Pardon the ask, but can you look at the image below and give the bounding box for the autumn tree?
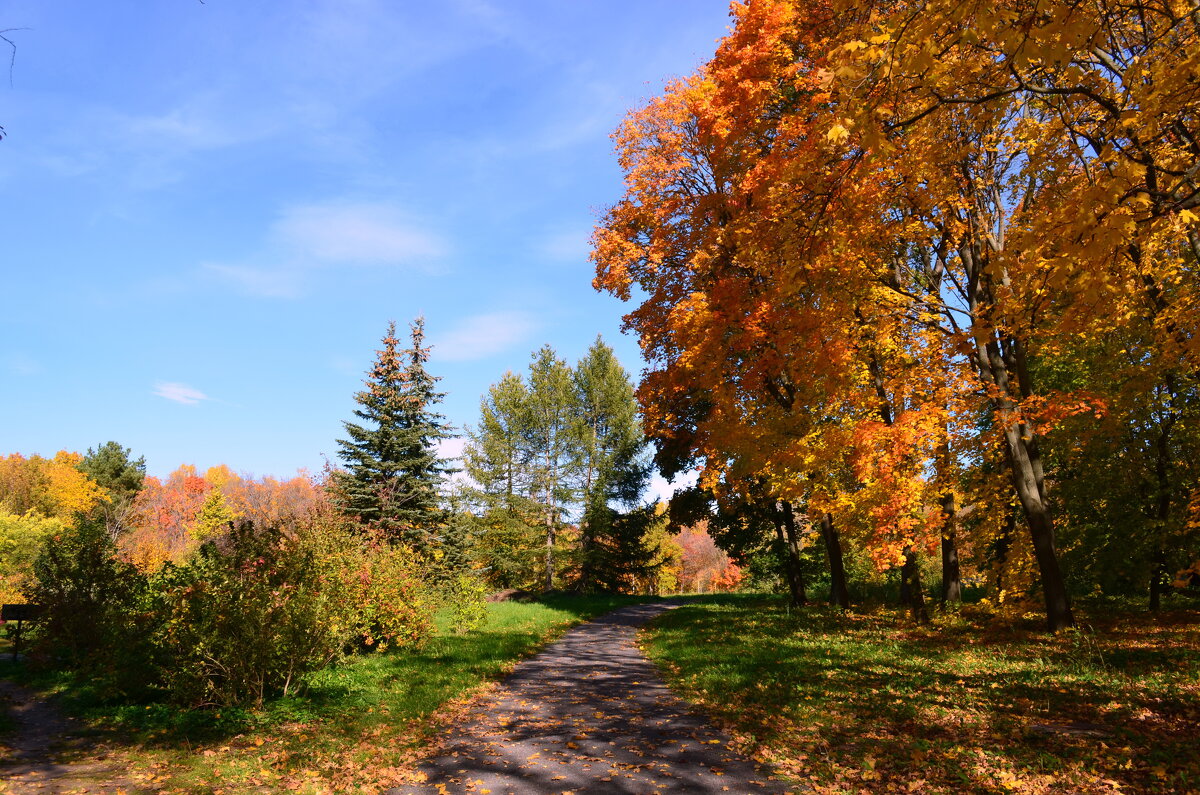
[593,0,1199,629]
[0,451,108,522]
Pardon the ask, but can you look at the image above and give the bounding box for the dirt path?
[0,680,134,794]
[387,603,791,795]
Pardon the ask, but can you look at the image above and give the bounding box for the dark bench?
[1,603,44,660]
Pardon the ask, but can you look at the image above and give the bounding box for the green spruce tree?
[572,336,653,592]
[336,319,452,551]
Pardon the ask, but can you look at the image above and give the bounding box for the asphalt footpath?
[385,602,792,795]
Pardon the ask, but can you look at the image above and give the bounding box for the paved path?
[387,602,790,795]
[0,680,132,793]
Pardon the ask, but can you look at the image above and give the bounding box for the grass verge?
[0,593,653,793]
[642,596,1200,794]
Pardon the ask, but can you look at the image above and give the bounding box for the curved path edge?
[386,601,792,795]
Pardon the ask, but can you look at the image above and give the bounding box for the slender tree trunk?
[772,501,806,606]
[994,510,1015,597]
[1150,415,1176,612]
[941,490,962,604]
[820,512,850,608]
[544,505,555,592]
[964,246,1073,630]
[1150,546,1168,612]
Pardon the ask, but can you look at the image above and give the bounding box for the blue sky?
[1,0,730,497]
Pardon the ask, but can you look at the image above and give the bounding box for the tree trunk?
[994,510,1015,597]
[901,547,929,623]
[963,243,1072,631]
[544,509,555,592]
[820,512,850,608]
[1002,421,1073,630]
[941,489,962,603]
[1150,545,1168,612]
[772,501,807,606]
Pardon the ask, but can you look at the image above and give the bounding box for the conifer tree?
[79,441,146,536]
[336,319,452,551]
[572,336,652,592]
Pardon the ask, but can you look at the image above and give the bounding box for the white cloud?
[436,437,468,460]
[201,263,304,299]
[120,97,275,152]
[273,202,446,265]
[153,382,210,406]
[646,470,699,505]
[5,353,42,376]
[431,311,538,362]
[538,227,593,263]
[204,200,448,298]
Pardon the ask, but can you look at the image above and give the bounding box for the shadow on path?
[386,602,791,795]
[0,680,133,794]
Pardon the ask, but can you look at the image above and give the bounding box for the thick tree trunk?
[1002,422,1074,630]
[941,490,962,604]
[775,501,807,606]
[820,512,850,608]
[900,547,930,623]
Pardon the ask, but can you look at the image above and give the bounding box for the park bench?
[1,603,44,660]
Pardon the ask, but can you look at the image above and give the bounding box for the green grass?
[0,593,655,793]
[642,596,1200,794]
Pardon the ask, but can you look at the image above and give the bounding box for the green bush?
[350,532,435,650]
[155,522,356,707]
[26,519,160,698]
[444,572,489,633]
[27,517,437,708]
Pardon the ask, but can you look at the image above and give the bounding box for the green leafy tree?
[336,319,452,551]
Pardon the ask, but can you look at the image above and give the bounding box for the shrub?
[26,519,160,698]
[443,572,489,633]
[27,514,438,708]
[155,521,365,707]
[350,531,434,650]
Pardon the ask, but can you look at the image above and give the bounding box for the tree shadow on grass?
[647,601,1200,793]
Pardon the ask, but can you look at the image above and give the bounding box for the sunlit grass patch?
[0,594,655,793]
[643,596,1200,794]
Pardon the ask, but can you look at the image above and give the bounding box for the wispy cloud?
[203,200,448,298]
[274,202,446,265]
[4,353,42,376]
[538,227,592,263]
[431,311,538,362]
[153,382,210,406]
[202,263,305,299]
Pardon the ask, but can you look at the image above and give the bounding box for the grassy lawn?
[0,593,654,794]
[642,596,1200,794]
